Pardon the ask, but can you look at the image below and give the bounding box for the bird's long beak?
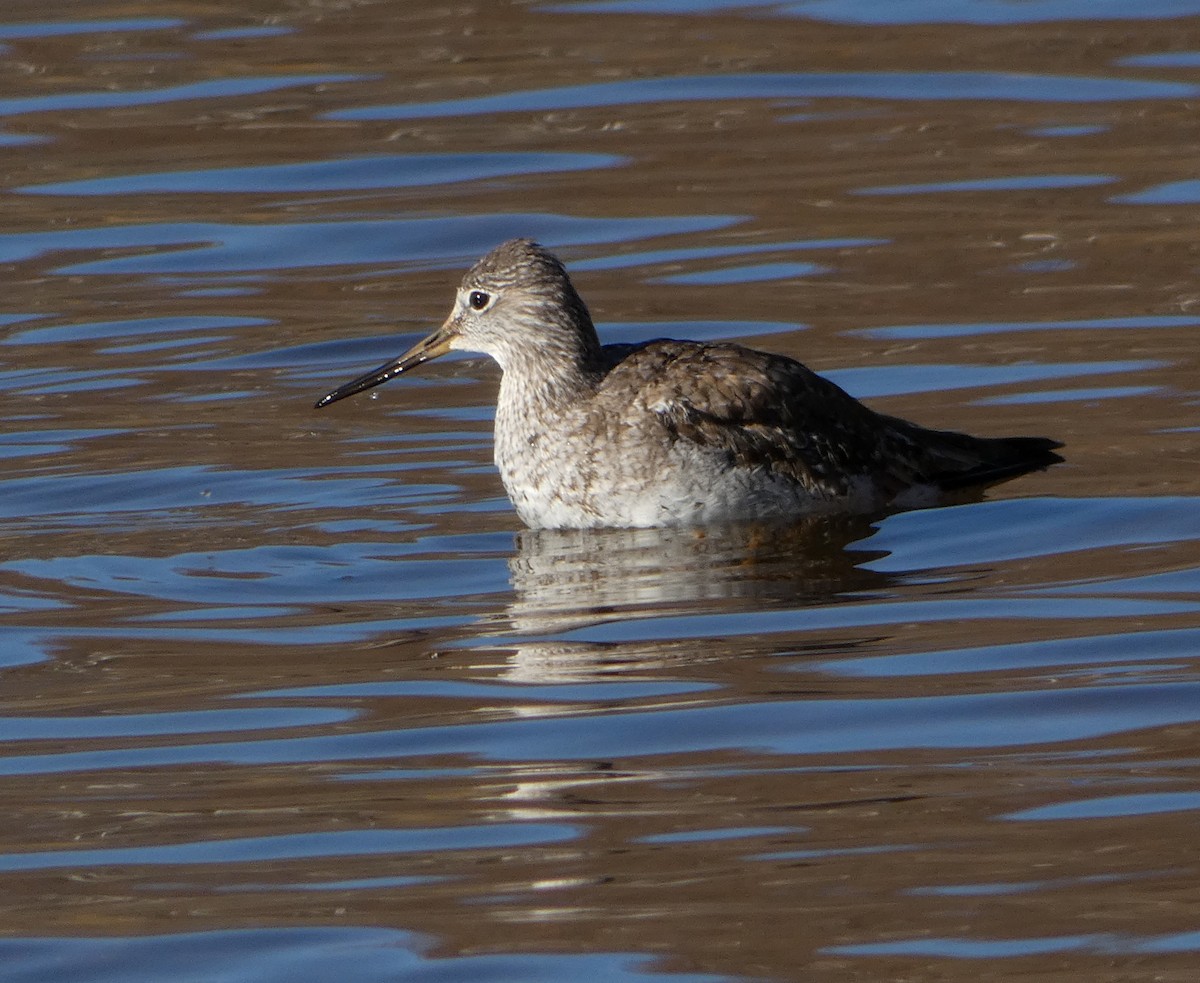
[314,322,456,409]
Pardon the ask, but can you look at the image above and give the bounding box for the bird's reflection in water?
[496,515,895,683]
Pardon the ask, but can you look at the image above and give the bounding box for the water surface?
[2,2,1199,981]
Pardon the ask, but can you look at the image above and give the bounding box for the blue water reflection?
[18,153,625,196]
[0,930,730,983]
[5,681,1199,778]
[0,17,185,38]
[0,825,578,873]
[333,72,1200,121]
[0,214,739,274]
[0,74,363,118]
[855,174,1115,195]
[552,0,1200,23]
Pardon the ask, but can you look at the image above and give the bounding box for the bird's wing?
[599,341,909,498]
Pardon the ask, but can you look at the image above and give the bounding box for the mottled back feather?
[594,339,1061,500]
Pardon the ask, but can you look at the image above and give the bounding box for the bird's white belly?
[495,416,871,528]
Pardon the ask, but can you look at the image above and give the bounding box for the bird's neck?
[496,350,601,420]
[494,309,605,412]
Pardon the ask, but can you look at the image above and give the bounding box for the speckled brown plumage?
[316,238,1063,528]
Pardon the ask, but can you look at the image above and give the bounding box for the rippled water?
[2,2,1199,981]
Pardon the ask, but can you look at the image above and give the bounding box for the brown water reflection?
[2,1,1200,981]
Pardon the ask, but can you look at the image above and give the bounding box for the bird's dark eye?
[468,290,490,311]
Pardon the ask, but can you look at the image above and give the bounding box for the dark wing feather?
[596,340,1063,500]
[598,340,908,498]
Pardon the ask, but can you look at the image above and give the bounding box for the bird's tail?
[889,419,1065,492]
